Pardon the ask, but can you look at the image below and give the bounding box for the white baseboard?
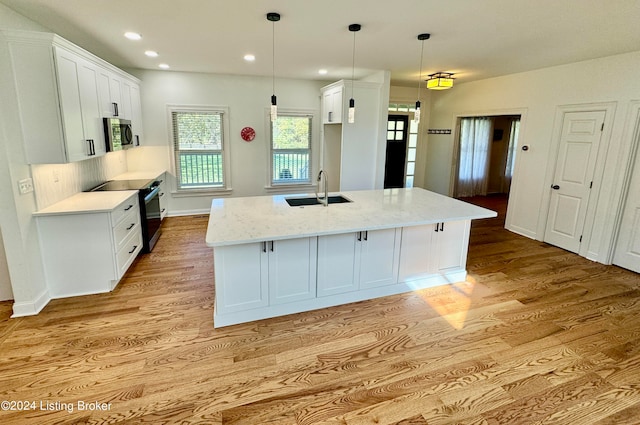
[11,289,51,317]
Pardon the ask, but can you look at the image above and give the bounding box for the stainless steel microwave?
[103,118,134,151]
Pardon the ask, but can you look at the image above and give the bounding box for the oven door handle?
[143,185,161,203]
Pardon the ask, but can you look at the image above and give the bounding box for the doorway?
[384,115,409,188]
[543,110,606,254]
[453,115,521,225]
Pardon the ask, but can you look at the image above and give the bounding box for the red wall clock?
[240,127,256,142]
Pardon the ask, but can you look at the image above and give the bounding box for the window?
[171,108,229,191]
[271,114,312,185]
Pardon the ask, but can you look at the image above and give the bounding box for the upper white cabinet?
[322,83,343,124]
[2,30,142,163]
[129,83,144,146]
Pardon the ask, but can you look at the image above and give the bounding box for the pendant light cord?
[417,39,425,101]
[351,29,356,98]
[272,19,276,96]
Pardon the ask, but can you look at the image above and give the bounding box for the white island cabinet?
[206,188,496,328]
[35,191,143,298]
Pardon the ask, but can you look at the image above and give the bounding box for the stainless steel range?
[90,179,162,252]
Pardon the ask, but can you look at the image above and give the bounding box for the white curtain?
[456,117,492,197]
[504,118,520,189]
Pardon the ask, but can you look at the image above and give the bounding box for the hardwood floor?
[2,200,640,424]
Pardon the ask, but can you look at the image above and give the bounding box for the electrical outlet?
[18,178,34,195]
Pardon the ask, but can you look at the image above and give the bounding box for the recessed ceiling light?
[318,69,328,75]
[145,50,159,57]
[244,54,255,62]
[158,63,170,69]
[124,32,142,41]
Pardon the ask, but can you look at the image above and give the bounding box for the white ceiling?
[2,0,640,87]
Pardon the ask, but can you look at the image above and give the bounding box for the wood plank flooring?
[2,196,640,424]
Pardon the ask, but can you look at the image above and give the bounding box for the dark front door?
[384,115,409,188]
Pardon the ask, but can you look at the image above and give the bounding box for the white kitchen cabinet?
[358,228,402,289]
[317,228,400,296]
[214,236,317,315]
[129,83,144,146]
[55,47,106,161]
[322,83,343,124]
[157,173,169,220]
[3,30,141,163]
[214,242,269,314]
[320,80,383,191]
[36,193,143,298]
[268,238,317,305]
[398,220,470,282]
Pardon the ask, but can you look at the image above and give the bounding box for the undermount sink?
[285,195,352,207]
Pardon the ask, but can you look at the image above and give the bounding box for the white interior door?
[613,117,640,272]
[544,111,605,253]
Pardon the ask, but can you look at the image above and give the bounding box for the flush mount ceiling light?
[267,12,280,122]
[426,72,455,90]
[158,63,170,69]
[348,23,361,124]
[244,54,256,62]
[145,50,158,57]
[414,33,430,125]
[124,32,142,41]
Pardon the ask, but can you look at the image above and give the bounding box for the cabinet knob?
[551,184,560,190]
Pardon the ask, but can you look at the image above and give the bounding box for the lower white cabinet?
[158,173,168,220]
[37,193,143,298]
[317,228,401,296]
[398,220,470,282]
[213,221,471,327]
[214,237,317,314]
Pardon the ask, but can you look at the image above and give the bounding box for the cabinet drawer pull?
[262,241,267,253]
[124,204,133,211]
[357,231,362,241]
[128,245,138,254]
[126,223,135,231]
[113,102,119,116]
[440,223,445,232]
[270,241,274,252]
[363,231,368,241]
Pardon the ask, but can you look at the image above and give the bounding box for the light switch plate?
[18,178,34,194]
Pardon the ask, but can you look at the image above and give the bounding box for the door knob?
[551,184,560,190]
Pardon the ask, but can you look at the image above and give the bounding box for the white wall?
[422,50,640,263]
[125,69,327,215]
[0,3,50,313]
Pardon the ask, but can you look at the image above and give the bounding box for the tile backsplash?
[31,151,128,210]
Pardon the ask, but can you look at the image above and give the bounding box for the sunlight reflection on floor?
[418,276,486,330]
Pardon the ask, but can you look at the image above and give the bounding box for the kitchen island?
[206,188,496,327]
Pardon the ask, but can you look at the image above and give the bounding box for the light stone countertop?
[33,191,139,216]
[206,187,497,247]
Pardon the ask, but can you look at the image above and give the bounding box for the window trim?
[167,104,232,194]
[265,108,317,190]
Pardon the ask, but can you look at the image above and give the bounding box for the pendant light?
[414,33,430,125]
[427,72,455,90]
[267,12,280,122]
[348,23,361,124]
